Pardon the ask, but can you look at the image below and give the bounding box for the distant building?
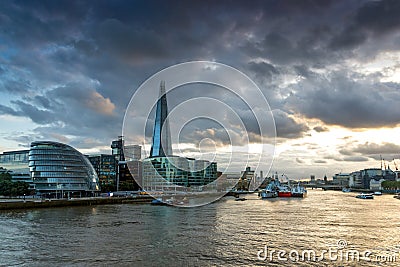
[360,168,392,189]
[348,168,396,189]
[349,171,363,188]
[370,178,385,191]
[0,149,33,188]
[29,141,100,198]
[124,145,141,160]
[111,136,124,160]
[111,136,141,191]
[332,173,350,186]
[236,167,255,191]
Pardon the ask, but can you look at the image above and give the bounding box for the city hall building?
[29,141,100,197]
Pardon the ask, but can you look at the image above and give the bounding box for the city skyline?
[1,1,400,179]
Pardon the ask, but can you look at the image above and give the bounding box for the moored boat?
[356,193,374,199]
[291,183,307,198]
[151,198,166,205]
[277,186,292,197]
[373,191,382,196]
[342,188,351,193]
[259,189,277,199]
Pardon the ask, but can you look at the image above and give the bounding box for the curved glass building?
[29,141,100,198]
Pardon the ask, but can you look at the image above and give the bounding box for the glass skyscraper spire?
[150,81,172,157]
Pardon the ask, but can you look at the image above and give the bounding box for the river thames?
[1,190,400,266]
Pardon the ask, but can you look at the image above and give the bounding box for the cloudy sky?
[1,0,400,179]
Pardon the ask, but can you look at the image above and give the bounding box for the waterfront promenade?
[0,195,153,210]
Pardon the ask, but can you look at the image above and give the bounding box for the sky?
[1,0,400,179]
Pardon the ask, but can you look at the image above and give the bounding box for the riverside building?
[29,141,100,198]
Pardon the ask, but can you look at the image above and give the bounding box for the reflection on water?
[1,190,400,266]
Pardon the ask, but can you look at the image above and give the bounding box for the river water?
[1,190,400,266]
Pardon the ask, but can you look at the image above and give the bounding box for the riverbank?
[0,196,153,210]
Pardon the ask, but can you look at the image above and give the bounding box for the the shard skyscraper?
[150,81,172,157]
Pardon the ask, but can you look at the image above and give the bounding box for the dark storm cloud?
[353,142,400,155]
[11,100,54,124]
[33,95,52,109]
[273,110,309,139]
[0,104,19,116]
[0,80,119,147]
[340,142,400,160]
[242,31,332,66]
[286,72,400,128]
[313,126,329,133]
[248,61,279,81]
[337,141,400,163]
[94,18,169,61]
[329,25,368,51]
[330,0,400,50]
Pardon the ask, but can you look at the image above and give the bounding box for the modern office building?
[141,81,218,192]
[86,137,142,191]
[111,136,124,161]
[29,141,100,197]
[0,149,33,187]
[112,136,141,191]
[150,80,172,158]
[332,173,351,186]
[124,144,142,189]
[87,154,117,188]
[142,156,217,191]
[124,145,141,161]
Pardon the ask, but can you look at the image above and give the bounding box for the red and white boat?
[277,186,292,197]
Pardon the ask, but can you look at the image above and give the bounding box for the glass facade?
[29,141,100,197]
[0,150,32,185]
[150,81,172,157]
[87,154,117,187]
[142,156,217,191]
